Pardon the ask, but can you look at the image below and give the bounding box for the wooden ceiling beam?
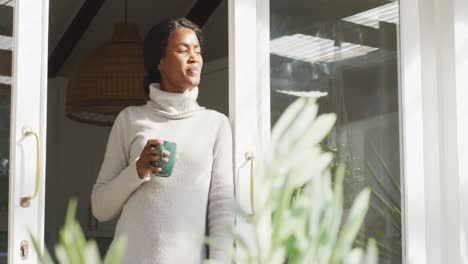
[186,0,223,27]
[48,0,106,77]
[328,20,397,51]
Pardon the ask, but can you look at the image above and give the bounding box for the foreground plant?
[207,91,377,264]
[32,198,126,264]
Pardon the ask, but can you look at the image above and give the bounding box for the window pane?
[0,0,14,263]
[270,1,402,263]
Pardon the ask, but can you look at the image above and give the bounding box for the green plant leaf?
[369,202,401,230]
[364,239,378,264]
[331,189,371,262]
[83,239,102,264]
[30,197,127,264]
[221,93,377,264]
[30,230,54,264]
[371,144,400,194]
[345,248,363,264]
[271,97,308,146]
[71,222,87,263]
[57,228,80,264]
[357,233,401,258]
[316,164,345,263]
[65,199,78,227]
[370,190,401,224]
[366,162,400,208]
[54,244,70,264]
[296,113,337,154]
[103,235,127,264]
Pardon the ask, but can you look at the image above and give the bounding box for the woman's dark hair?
[143,17,203,95]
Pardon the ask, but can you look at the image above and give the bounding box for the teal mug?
[151,141,177,177]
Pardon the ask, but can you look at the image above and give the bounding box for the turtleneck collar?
[145,83,205,119]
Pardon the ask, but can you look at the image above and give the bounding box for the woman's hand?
[136,139,170,179]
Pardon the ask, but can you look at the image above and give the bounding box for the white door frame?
[8,0,48,263]
[453,0,468,261]
[402,0,468,263]
[399,0,429,263]
[228,0,260,258]
[424,0,468,262]
[228,0,271,260]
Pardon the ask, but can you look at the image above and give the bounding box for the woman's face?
[158,27,203,93]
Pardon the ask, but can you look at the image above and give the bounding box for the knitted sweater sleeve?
[208,115,235,263]
[91,109,148,222]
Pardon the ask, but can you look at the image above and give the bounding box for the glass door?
[2,0,49,263]
[0,1,14,261]
[229,0,407,263]
[268,1,402,263]
[231,0,468,262]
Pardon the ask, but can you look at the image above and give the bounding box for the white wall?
[45,77,116,249]
[199,57,229,115]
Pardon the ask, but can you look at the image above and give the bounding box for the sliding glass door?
[269,1,402,263]
[228,0,430,263]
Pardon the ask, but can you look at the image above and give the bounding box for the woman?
[91,18,234,264]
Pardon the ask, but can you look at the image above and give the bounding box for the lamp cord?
[124,0,128,24]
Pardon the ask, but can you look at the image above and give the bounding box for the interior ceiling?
[270,0,394,38]
[35,0,391,78]
[48,0,228,77]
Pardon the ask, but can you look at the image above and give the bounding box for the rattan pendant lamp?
[66,0,147,126]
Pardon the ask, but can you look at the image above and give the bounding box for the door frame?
[399,0,428,263]
[8,0,49,263]
[453,0,468,261]
[228,0,262,258]
[228,0,271,259]
[8,0,467,263]
[401,0,468,263]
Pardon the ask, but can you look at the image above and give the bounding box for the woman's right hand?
[136,139,170,179]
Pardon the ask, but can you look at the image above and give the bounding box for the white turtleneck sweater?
[91,83,234,264]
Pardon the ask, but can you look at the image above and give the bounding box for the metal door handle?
[245,152,255,214]
[20,128,40,207]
